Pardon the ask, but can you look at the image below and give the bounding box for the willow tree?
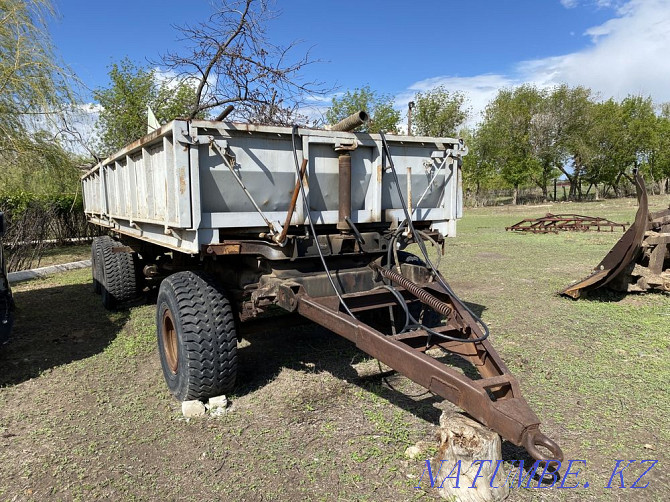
[0,0,73,153]
[0,0,79,197]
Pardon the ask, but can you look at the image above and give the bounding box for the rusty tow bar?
[289,263,564,464]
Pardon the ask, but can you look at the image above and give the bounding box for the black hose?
[379,131,489,343]
[291,126,355,318]
[375,285,410,333]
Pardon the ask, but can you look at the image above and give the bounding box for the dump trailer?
[82,115,563,464]
[0,211,14,345]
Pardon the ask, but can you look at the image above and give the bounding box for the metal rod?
[210,142,278,235]
[413,157,448,215]
[329,110,369,132]
[406,166,412,213]
[274,158,308,245]
[294,292,563,463]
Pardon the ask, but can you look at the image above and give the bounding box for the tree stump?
[435,412,510,502]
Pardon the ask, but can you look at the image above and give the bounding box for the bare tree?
[159,0,324,124]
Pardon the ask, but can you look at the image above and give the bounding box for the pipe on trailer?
[329,110,369,132]
[337,153,352,231]
[215,105,234,121]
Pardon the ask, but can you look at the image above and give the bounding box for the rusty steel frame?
[507,213,627,234]
[561,174,649,298]
[562,174,669,297]
[277,272,564,464]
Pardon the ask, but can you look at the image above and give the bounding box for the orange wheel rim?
[161,309,178,374]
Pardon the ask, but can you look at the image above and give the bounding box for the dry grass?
[0,195,668,501]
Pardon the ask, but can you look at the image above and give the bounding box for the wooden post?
[435,412,510,502]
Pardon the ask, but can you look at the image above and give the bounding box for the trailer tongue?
[283,266,563,463]
[82,116,563,464]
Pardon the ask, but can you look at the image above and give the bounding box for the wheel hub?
[161,309,178,374]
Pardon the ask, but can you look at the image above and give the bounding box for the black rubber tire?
[0,293,13,345]
[156,271,238,401]
[99,236,138,310]
[396,250,426,267]
[91,238,102,294]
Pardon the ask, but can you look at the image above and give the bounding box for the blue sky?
[48,0,670,131]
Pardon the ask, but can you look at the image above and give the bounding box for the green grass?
[1,196,668,501]
[5,243,91,272]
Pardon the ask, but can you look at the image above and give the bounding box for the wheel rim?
[161,309,179,374]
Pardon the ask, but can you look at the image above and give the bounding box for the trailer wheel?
[156,271,238,401]
[99,236,138,310]
[0,293,14,345]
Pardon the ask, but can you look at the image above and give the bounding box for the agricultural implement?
[82,113,563,463]
[561,173,670,298]
[507,213,627,233]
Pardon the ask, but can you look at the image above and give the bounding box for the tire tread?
[158,271,237,400]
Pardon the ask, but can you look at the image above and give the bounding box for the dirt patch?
[1,192,669,502]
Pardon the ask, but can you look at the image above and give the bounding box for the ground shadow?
[500,440,564,484]
[462,300,487,318]
[234,303,492,426]
[574,288,630,303]
[0,282,128,386]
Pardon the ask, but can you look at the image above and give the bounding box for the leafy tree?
[460,128,499,200]
[521,84,595,199]
[93,58,200,155]
[0,0,73,154]
[325,86,400,133]
[477,85,544,204]
[620,95,657,174]
[412,87,468,137]
[585,95,656,196]
[650,104,670,193]
[0,133,82,198]
[583,99,625,196]
[543,85,595,198]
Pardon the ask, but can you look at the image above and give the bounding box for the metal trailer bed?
[82,117,563,465]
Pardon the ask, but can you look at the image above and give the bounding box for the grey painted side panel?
[82,120,465,253]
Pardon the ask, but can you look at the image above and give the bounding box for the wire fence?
[464,180,643,207]
[0,200,102,272]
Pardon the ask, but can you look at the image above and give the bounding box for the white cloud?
[395,74,515,127]
[397,0,670,125]
[560,0,579,8]
[560,0,622,8]
[523,0,670,100]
